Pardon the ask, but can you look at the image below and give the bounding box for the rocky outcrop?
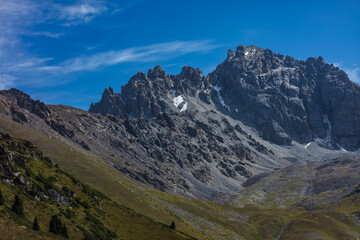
[90,45,360,150]
[89,65,208,118]
[209,45,360,149]
[0,132,72,206]
[2,88,50,119]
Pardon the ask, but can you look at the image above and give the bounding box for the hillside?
[0,132,193,240]
[1,127,360,239]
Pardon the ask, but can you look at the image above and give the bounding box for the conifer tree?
[0,189,4,205]
[83,235,91,240]
[62,222,69,239]
[49,215,60,234]
[170,220,176,230]
[49,215,68,238]
[32,217,40,231]
[12,195,24,217]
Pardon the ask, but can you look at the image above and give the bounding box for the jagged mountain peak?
[129,70,148,83]
[89,64,210,117]
[103,86,115,97]
[89,44,360,150]
[147,65,167,79]
[236,44,264,54]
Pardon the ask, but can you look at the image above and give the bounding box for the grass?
[0,221,64,240]
[1,116,360,239]
[0,132,195,240]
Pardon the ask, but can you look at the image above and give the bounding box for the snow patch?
[244,48,257,57]
[314,114,333,147]
[173,95,184,107]
[284,81,299,90]
[304,142,312,149]
[323,114,332,143]
[180,102,188,112]
[213,85,230,111]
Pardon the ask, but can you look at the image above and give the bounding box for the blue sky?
[0,0,359,109]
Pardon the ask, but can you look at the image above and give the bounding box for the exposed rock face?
[0,133,45,193]
[89,65,209,118]
[1,44,360,200]
[90,45,360,150]
[209,45,360,148]
[0,87,284,199]
[2,88,51,122]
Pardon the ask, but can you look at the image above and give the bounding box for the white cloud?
[25,31,62,38]
[42,40,221,73]
[7,58,54,71]
[334,63,360,83]
[0,1,218,89]
[0,0,117,84]
[0,0,40,74]
[0,0,37,19]
[59,3,108,26]
[0,74,16,90]
[345,67,360,83]
[0,40,219,88]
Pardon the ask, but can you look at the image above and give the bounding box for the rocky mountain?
[1,44,360,239]
[90,45,360,150]
[89,66,208,118]
[0,88,286,199]
[0,44,359,201]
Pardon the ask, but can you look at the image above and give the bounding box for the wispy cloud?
[0,40,220,88]
[40,40,221,73]
[6,58,54,71]
[0,0,40,85]
[0,0,113,30]
[0,1,218,90]
[24,31,62,38]
[58,2,109,26]
[334,63,360,83]
[0,74,16,90]
[345,66,360,83]
[0,0,121,88]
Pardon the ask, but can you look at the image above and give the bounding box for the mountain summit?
[90,45,360,150]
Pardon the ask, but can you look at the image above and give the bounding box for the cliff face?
[89,65,209,118]
[209,45,360,149]
[90,45,360,150]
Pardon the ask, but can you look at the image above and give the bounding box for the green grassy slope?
[0,131,194,240]
[1,116,360,240]
[0,116,212,239]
